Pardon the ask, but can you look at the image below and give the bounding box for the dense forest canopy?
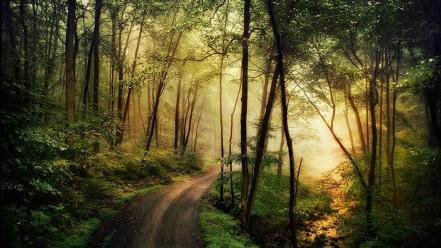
[1,0,440,247]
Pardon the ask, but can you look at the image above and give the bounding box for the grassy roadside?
[199,170,333,247]
[199,187,258,248]
[44,150,204,248]
[50,183,163,248]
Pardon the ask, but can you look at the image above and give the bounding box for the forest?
[1,0,440,247]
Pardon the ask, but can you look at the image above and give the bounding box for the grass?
[200,168,333,247]
[199,190,258,248]
[50,183,163,248]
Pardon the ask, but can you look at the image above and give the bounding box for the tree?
[65,0,76,127]
[267,0,298,245]
[239,0,251,225]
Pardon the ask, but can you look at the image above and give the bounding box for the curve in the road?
[91,167,219,248]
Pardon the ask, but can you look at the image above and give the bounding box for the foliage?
[199,191,258,248]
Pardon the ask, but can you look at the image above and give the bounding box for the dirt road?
[91,167,219,248]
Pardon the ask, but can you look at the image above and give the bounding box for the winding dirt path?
[91,167,218,248]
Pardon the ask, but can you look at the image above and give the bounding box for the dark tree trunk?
[4,0,20,82]
[277,122,285,178]
[344,95,355,153]
[174,72,182,150]
[92,0,102,152]
[267,1,297,245]
[244,63,280,229]
[239,0,250,225]
[65,0,76,125]
[82,40,94,111]
[219,55,225,202]
[228,84,241,207]
[366,52,380,234]
[193,93,207,152]
[20,0,30,100]
[42,0,60,123]
[347,88,367,153]
[145,33,182,151]
[120,19,144,142]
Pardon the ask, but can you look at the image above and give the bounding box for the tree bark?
[239,0,250,225]
[92,0,102,152]
[145,32,182,151]
[120,19,144,142]
[174,71,182,150]
[245,63,280,228]
[219,54,225,202]
[365,50,380,235]
[344,95,355,153]
[267,1,297,245]
[347,87,367,153]
[19,0,30,100]
[228,84,241,207]
[65,0,76,126]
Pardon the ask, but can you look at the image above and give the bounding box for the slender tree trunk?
[378,73,384,189]
[4,0,20,82]
[115,16,125,145]
[344,95,356,153]
[245,63,280,228]
[174,72,182,150]
[295,157,303,195]
[277,122,285,178]
[193,93,207,152]
[145,33,182,151]
[219,54,225,202]
[347,88,367,153]
[120,19,144,142]
[259,47,273,120]
[20,0,30,100]
[43,1,60,123]
[239,0,251,225]
[365,78,370,151]
[267,1,297,245]
[92,0,102,152]
[82,39,93,111]
[65,0,76,127]
[390,89,397,203]
[228,84,241,207]
[109,8,117,117]
[366,51,379,234]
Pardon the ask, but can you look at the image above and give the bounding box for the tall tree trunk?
[277,122,285,178]
[92,0,102,152]
[344,95,356,153]
[259,47,273,120]
[219,54,225,202]
[378,73,384,189]
[228,84,241,207]
[193,92,207,152]
[347,88,367,152]
[82,39,93,111]
[109,8,117,117]
[145,32,182,151]
[365,78,370,151]
[65,0,76,126]
[239,0,251,225]
[174,71,182,150]
[366,51,379,234]
[4,0,20,82]
[267,1,297,245]
[20,0,30,101]
[120,19,144,142]
[245,63,280,228]
[43,0,60,123]
[115,15,125,145]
